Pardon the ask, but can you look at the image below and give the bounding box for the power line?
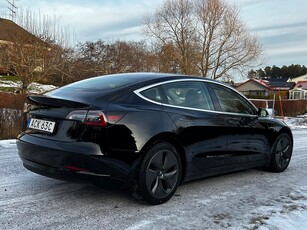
[6,0,19,20]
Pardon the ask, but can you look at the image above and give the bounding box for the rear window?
[56,75,136,91]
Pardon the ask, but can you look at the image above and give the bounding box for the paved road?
[0,129,306,230]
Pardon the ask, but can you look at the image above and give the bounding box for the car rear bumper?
[16,134,139,187]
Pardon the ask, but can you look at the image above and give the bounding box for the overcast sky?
[0,0,306,68]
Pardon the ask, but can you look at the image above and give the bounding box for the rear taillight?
[84,111,107,126]
[66,110,124,127]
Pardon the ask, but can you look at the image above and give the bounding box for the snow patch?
[285,118,307,129]
[281,114,307,130]
[259,210,307,230]
[0,78,57,94]
[0,139,16,148]
[126,220,155,230]
[242,187,307,230]
[0,80,21,88]
[27,82,58,94]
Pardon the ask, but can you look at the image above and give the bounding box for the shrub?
[0,92,27,110]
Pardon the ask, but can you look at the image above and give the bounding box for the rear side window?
[162,81,214,110]
[209,83,256,115]
[140,87,164,103]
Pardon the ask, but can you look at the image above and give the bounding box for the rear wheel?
[269,133,293,172]
[131,141,182,205]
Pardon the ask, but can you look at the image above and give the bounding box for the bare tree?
[74,40,110,77]
[108,40,155,73]
[151,42,181,73]
[195,0,262,79]
[74,40,156,78]
[143,0,199,75]
[144,0,263,80]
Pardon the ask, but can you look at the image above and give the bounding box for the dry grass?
[0,92,27,139]
[0,108,22,139]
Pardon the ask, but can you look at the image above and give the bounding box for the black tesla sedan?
[17,72,293,205]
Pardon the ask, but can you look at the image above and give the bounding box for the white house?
[287,74,307,83]
[289,81,307,99]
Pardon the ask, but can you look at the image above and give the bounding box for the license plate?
[27,118,56,133]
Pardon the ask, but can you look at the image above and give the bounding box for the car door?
[160,81,228,179]
[207,82,270,167]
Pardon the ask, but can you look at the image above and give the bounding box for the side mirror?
[258,108,269,117]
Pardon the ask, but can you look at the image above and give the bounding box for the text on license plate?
[27,118,56,133]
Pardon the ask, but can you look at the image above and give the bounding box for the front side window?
[209,83,256,115]
[162,81,214,110]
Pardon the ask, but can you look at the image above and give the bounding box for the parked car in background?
[17,73,293,204]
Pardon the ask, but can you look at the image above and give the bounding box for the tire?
[269,133,293,172]
[131,141,182,205]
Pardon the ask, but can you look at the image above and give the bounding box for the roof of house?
[287,74,307,83]
[236,77,296,92]
[236,78,271,90]
[292,81,307,90]
[268,77,295,90]
[0,18,45,45]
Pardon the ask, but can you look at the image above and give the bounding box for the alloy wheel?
[275,136,291,169]
[145,149,179,198]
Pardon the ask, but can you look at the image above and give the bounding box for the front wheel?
[269,133,293,172]
[131,141,182,205]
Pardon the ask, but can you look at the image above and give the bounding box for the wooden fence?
[250,99,307,117]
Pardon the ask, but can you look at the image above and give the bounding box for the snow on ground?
[0,78,57,94]
[0,139,16,148]
[244,187,307,230]
[0,79,20,88]
[27,82,58,94]
[284,114,307,129]
[259,206,307,230]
